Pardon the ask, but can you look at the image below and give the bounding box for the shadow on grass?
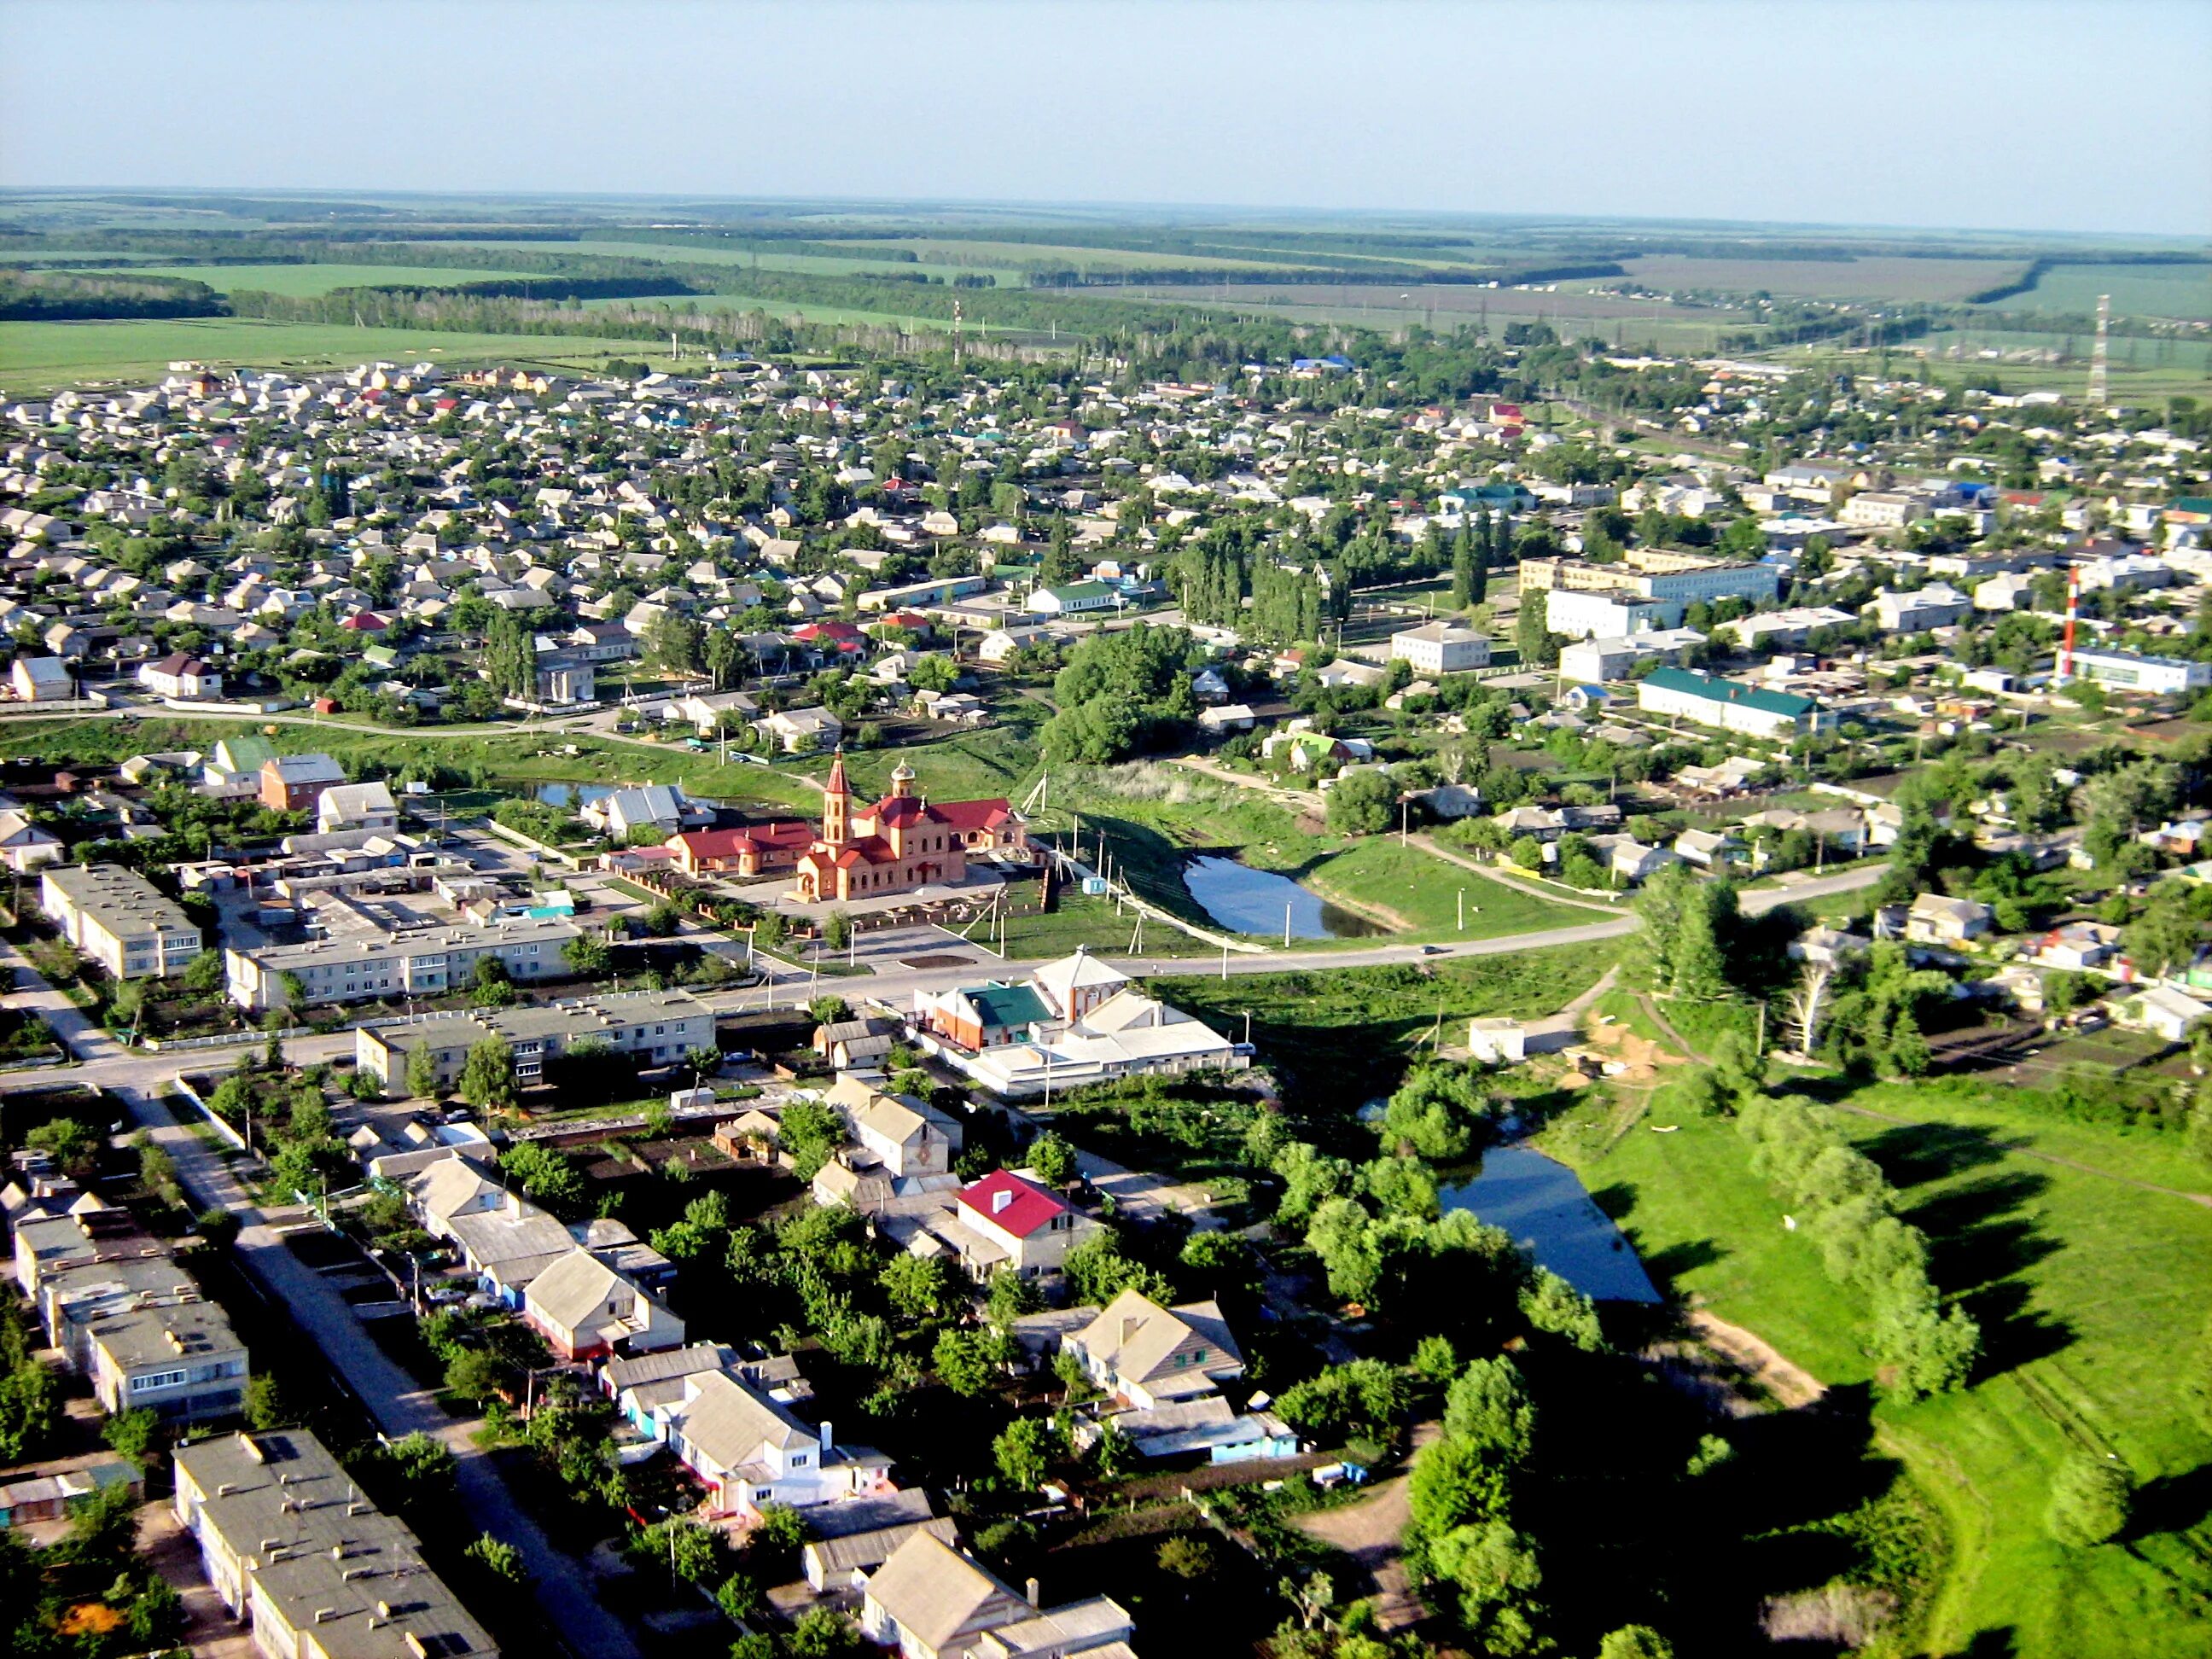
[2128,1461,2212,1541]
[1644,1236,1728,1283]
[1854,1120,2015,1187]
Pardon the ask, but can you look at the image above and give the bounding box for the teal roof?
[1047,581,1115,602]
[963,982,1050,1030]
[1641,666,1817,719]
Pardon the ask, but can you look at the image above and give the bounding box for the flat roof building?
[356,987,714,1096]
[225,889,581,1013]
[39,862,201,979]
[174,1429,498,1659]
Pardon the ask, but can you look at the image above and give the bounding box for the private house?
[173,1430,498,1659]
[825,1074,960,1179]
[520,1248,684,1362]
[2119,984,2210,1043]
[1865,585,1971,633]
[137,652,222,700]
[316,780,399,834]
[9,656,73,702]
[583,784,696,841]
[802,1506,960,1595]
[639,1365,893,1519]
[861,1530,1135,1659]
[1906,893,1994,945]
[2031,922,2121,972]
[1026,580,1120,616]
[760,706,845,753]
[1673,827,1748,870]
[793,754,1026,905]
[942,1169,1091,1282]
[0,809,62,872]
[1064,1288,1244,1409]
[259,752,347,813]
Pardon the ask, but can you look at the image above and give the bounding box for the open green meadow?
[1620,253,2030,303]
[0,317,692,395]
[577,289,941,329]
[444,236,1025,284]
[1545,1071,2212,1659]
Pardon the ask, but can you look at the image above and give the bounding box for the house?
[2118,984,2209,1043]
[520,1248,684,1362]
[1196,702,1256,735]
[1865,585,1971,633]
[259,752,346,813]
[637,1365,893,1519]
[9,656,73,702]
[803,1510,961,1595]
[861,1530,1134,1659]
[760,706,846,753]
[137,652,222,700]
[316,780,399,834]
[1065,1288,1245,1409]
[1906,893,1994,945]
[585,784,692,840]
[1389,620,1492,674]
[0,809,62,872]
[1026,580,1120,616]
[1673,827,1747,870]
[1466,1017,1527,1064]
[2031,922,2120,971]
[667,821,814,877]
[825,1074,961,1179]
[1313,658,1386,691]
[941,1169,1091,1282]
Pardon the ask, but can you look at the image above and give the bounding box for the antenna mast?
[2087,293,2110,407]
[2059,563,2081,684]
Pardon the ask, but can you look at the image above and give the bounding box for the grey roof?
[177,1431,494,1659]
[806,1516,958,1578]
[602,1342,736,1394]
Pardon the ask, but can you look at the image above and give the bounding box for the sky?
[3,0,2208,238]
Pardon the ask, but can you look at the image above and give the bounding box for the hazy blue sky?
[3,0,2207,236]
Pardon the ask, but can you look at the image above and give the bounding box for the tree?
[1156,1534,1214,1580]
[102,1406,161,1466]
[1519,1269,1604,1352]
[2046,1451,2132,1546]
[787,1609,861,1659]
[183,948,225,994]
[992,1416,1056,1490]
[406,1041,441,1100]
[1515,600,1558,668]
[382,1430,457,1498]
[499,1141,585,1212]
[933,1327,1010,1397]
[1326,769,1396,836]
[484,608,536,700]
[880,1253,950,1320]
[1027,1132,1079,1186]
[822,910,853,952]
[25,1115,95,1178]
[776,1097,844,1179]
[562,933,612,975]
[1442,1358,1535,1461]
[1598,1625,1674,1659]
[244,1375,293,1430]
[459,1036,518,1113]
[808,995,851,1027]
[445,1348,509,1404]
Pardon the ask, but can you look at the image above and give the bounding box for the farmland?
[447,236,1026,284]
[1618,253,2031,303]
[80,261,539,295]
[1989,260,2212,322]
[0,317,694,395]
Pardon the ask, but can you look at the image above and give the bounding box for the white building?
[2067,648,2212,695]
[1636,666,1829,740]
[1388,620,1492,674]
[1543,588,1680,639]
[39,864,201,979]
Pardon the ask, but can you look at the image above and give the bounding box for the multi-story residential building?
[1388,620,1492,673]
[174,1430,498,1659]
[39,862,201,979]
[1557,629,1704,684]
[355,987,715,1095]
[1865,585,1972,632]
[224,896,581,1012]
[1840,490,1932,529]
[1637,666,1831,740]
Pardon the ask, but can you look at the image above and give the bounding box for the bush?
[2046,1451,2131,1546]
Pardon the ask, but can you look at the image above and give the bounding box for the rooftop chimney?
[819,1418,834,1455]
[992,1188,1013,1215]
[1025,1577,1040,1608]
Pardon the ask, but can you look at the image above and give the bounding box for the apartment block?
[355,987,715,1095]
[39,862,201,978]
[174,1429,498,1659]
[224,888,581,1013]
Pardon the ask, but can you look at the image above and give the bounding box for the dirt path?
[1635,992,1708,1064]
[1290,1421,1441,1632]
[1686,1311,1828,1410]
[1831,1099,2212,1209]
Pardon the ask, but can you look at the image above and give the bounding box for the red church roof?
[672,823,812,859]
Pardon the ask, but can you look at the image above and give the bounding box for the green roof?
[963,982,1051,1030]
[1047,581,1115,602]
[1641,665,1817,719]
[2169,497,2212,515]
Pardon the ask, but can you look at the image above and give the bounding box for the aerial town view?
[0,3,2207,1657]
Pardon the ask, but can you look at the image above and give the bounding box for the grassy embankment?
[1542,1061,2212,1659]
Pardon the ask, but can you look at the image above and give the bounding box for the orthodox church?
[793,751,1028,904]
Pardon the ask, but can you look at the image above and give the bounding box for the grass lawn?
[0,317,697,396]
[1547,1068,2212,1659]
[1295,836,1598,940]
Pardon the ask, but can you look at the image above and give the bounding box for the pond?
[535,783,617,808]
[1441,1145,1660,1303]
[1180,854,1382,940]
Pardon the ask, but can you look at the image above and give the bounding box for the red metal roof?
[957,1170,1067,1239]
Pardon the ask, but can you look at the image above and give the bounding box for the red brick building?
[259,753,346,814]
[793,752,1027,904]
[666,821,815,878]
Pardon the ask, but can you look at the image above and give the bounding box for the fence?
[139,1024,313,1053]
[480,817,583,870]
[169,1071,251,1155]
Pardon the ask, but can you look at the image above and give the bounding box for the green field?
[1989,262,2212,323]
[80,262,537,295]
[1298,835,1601,939]
[445,236,1025,284]
[578,289,939,329]
[0,317,692,395]
[1621,253,2030,303]
[1546,1076,2212,1658]
[1128,281,1743,352]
